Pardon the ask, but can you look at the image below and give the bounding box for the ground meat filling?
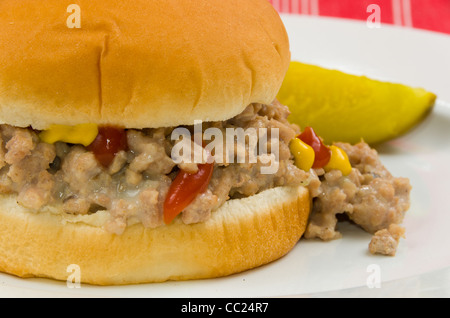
[305,142,411,255]
[0,101,411,255]
[0,101,308,235]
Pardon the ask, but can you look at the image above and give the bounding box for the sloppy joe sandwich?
[0,0,411,285]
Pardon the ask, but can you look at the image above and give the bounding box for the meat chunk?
[61,146,102,194]
[349,176,411,233]
[63,196,91,215]
[104,199,138,235]
[17,170,54,210]
[4,128,36,165]
[1,127,56,210]
[369,224,406,256]
[127,130,176,182]
[8,143,55,186]
[181,190,218,224]
[138,187,163,228]
[108,150,128,175]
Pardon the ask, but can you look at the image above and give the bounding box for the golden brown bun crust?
[0,186,310,285]
[0,0,290,130]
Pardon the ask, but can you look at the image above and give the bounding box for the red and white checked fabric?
[268,0,450,35]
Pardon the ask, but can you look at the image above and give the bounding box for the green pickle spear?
[277,62,437,145]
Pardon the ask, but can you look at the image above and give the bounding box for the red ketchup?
[87,126,128,168]
[298,127,331,169]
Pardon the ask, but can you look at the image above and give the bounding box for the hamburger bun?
[0,0,290,130]
[0,186,310,285]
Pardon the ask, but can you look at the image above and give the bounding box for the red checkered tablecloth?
[268,0,450,35]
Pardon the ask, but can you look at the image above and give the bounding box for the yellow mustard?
[289,138,315,172]
[324,145,352,176]
[39,123,99,147]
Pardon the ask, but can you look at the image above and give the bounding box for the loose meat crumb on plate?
[369,224,406,256]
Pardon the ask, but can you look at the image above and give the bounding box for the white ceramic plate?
[1,15,450,298]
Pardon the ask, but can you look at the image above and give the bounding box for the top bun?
[0,0,290,130]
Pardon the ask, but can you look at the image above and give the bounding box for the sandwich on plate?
[0,0,411,285]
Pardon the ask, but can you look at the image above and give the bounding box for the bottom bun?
[0,185,310,285]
